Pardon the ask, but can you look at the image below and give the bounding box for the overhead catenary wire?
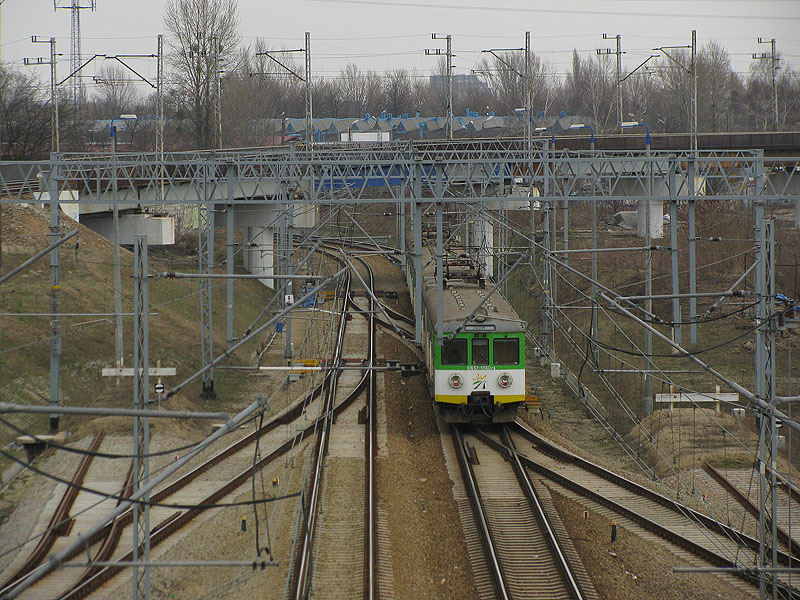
[0,416,209,459]
[0,448,301,509]
[506,202,791,543]
[526,298,776,562]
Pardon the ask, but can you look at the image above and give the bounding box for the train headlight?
[497,373,513,388]
[448,374,464,389]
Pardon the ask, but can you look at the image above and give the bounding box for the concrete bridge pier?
[613,177,668,239]
[464,211,494,279]
[223,201,318,288]
[765,169,800,229]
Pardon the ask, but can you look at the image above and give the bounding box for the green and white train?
[408,247,526,423]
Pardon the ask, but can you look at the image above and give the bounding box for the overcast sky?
[2,0,799,96]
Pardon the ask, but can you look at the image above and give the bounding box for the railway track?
[507,421,799,597]
[451,424,593,600]
[290,251,385,600]
[1,255,364,599]
[0,432,106,595]
[1,237,404,600]
[703,462,800,560]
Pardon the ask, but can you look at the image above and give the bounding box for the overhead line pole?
[157,34,165,201]
[655,33,698,340]
[132,235,151,600]
[305,32,312,145]
[525,32,536,285]
[691,29,697,156]
[426,33,453,140]
[214,35,223,149]
[47,166,62,433]
[598,33,623,129]
[753,37,780,131]
[654,33,695,153]
[255,38,311,141]
[26,36,60,153]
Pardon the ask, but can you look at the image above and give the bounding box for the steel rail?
[290,249,382,599]
[62,390,374,599]
[467,425,590,600]
[63,324,375,599]
[23,372,337,599]
[292,267,352,600]
[354,255,379,600]
[323,245,396,598]
[1,388,327,598]
[6,234,400,599]
[508,424,800,595]
[7,263,348,598]
[499,427,586,599]
[60,462,135,599]
[512,421,794,568]
[703,462,800,560]
[0,431,104,595]
[513,448,788,594]
[766,464,800,506]
[451,423,511,600]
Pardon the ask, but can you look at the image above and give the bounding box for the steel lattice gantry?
[2,139,800,598]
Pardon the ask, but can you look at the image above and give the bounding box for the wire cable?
[0,416,217,459]
[0,446,300,509]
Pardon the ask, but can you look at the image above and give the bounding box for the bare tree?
[697,41,734,132]
[624,71,661,129]
[92,63,142,119]
[383,69,422,116]
[217,41,295,146]
[563,50,617,132]
[339,63,382,117]
[777,66,800,131]
[163,0,240,148]
[651,50,692,133]
[314,78,345,118]
[424,57,450,116]
[0,66,51,159]
[477,51,553,118]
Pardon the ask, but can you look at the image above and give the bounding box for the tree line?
[1,0,798,157]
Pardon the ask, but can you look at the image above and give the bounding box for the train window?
[472,337,489,365]
[442,338,468,365]
[493,338,519,365]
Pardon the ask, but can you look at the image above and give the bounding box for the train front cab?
[434,332,525,423]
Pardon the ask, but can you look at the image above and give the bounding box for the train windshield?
[442,338,468,365]
[493,338,520,365]
[472,338,489,365]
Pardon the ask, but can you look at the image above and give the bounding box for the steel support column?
[48,165,61,433]
[766,220,779,599]
[754,159,768,599]
[113,157,123,369]
[199,163,215,398]
[132,235,151,600]
[400,180,407,273]
[688,158,697,343]
[413,162,423,346]
[643,145,654,417]
[540,143,551,358]
[435,167,444,347]
[590,148,598,367]
[226,164,235,347]
[284,180,294,360]
[669,157,681,346]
